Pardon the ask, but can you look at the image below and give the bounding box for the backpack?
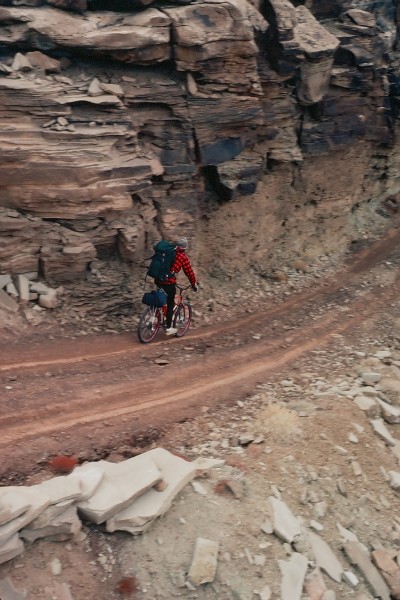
[146,240,176,282]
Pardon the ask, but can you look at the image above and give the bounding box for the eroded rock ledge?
[0,0,399,316]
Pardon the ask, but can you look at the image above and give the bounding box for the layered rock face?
[0,0,399,312]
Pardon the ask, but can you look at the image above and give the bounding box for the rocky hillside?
[1,0,400,318]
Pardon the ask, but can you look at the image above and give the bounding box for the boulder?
[294,6,339,105]
[26,51,61,72]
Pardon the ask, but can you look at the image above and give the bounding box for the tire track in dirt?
[0,268,398,448]
[0,224,399,478]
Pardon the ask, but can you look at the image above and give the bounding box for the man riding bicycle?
[155,237,198,335]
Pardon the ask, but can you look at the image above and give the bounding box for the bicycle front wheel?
[172,303,192,337]
[137,307,161,343]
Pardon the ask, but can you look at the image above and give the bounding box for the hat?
[176,236,188,249]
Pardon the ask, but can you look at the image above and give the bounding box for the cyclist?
[156,236,198,335]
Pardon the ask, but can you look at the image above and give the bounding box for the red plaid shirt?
[162,248,196,286]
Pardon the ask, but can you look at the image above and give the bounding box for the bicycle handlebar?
[176,283,192,292]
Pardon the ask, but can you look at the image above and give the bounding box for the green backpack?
[147,240,176,282]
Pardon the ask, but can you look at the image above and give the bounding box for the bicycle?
[137,284,193,344]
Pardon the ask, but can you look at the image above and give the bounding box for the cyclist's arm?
[180,255,197,287]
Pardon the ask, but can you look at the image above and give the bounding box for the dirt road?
[1,225,399,482]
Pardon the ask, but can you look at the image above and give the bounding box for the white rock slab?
[336,523,358,543]
[20,505,81,543]
[0,489,30,526]
[371,419,396,446]
[193,457,225,471]
[0,488,50,545]
[0,576,27,600]
[361,372,381,385]
[0,288,18,312]
[279,552,308,600]
[39,288,58,309]
[354,395,380,417]
[377,399,400,424]
[392,440,400,466]
[51,557,62,575]
[21,499,74,531]
[76,455,161,524]
[33,475,82,505]
[191,481,208,495]
[343,542,390,600]
[54,582,74,600]
[14,274,30,301]
[68,464,104,501]
[388,471,400,491]
[188,538,219,586]
[11,52,32,72]
[30,282,53,295]
[362,385,384,398]
[0,274,12,289]
[269,496,302,543]
[308,531,344,583]
[254,585,271,600]
[304,568,327,599]
[343,570,359,586]
[0,534,24,565]
[106,448,197,534]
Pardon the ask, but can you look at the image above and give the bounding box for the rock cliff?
[0,0,399,317]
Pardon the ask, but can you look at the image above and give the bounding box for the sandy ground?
[0,224,400,599]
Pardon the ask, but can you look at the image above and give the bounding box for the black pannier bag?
[142,289,167,308]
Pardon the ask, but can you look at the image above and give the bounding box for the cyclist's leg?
[159,283,176,328]
[173,302,192,337]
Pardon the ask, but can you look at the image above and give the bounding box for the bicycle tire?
[172,303,192,337]
[137,306,161,343]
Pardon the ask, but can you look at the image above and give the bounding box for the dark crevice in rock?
[202,165,233,204]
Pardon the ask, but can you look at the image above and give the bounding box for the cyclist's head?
[176,236,188,250]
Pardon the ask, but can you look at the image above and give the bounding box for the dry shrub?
[256,404,302,444]
[116,577,138,597]
[48,455,78,474]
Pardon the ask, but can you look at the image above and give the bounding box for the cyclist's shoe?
[165,327,178,336]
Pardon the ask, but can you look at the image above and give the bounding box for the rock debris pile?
[166,344,400,599]
[0,450,221,567]
[0,272,60,315]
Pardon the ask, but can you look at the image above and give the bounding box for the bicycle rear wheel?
[172,303,192,337]
[138,307,161,343]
